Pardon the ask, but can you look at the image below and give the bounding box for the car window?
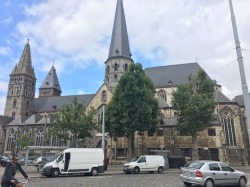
[185,162,204,169]
[209,163,221,171]
[219,163,232,171]
[138,156,146,163]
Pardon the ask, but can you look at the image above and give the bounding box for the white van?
[123,155,166,174]
[41,148,105,177]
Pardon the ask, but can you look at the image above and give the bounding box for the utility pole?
[229,0,250,142]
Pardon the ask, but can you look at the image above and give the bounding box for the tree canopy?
[171,69,215,160]
[51,97,96,147]
[105,63,160,160]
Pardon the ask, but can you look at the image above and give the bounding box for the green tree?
[16,133,33,149]
[51,97,96,147]
[171,69,215,160]
[105,63,160,160]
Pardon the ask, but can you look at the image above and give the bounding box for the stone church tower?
[4,40,36,118]
[39,65,61,97]
[104,0,133,92]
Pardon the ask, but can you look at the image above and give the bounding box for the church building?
[0,0,248,165]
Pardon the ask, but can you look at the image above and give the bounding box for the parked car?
[0,156,11,167]
[180,160,247,187]
[168,156,186,168]
[33,156,43,166]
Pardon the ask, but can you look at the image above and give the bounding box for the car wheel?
[183,182,192,186]
[51,169,60,177]
[158,167,164,174]
[238,177,246,187]
[91,168,99,176]
[204,179,214,187]
[133,167,140,174]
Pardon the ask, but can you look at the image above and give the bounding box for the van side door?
[56,153,65,173]
[137,156,147,172]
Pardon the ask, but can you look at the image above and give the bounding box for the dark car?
[0,156,11,167]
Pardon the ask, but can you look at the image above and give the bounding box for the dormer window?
[168,80,172,86]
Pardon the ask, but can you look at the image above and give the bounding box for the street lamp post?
[43,113,49,146]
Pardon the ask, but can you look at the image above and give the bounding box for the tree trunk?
[192,133,199,161]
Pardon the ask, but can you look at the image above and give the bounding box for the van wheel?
[91,168,99,176]
[158,167,164,174]
[51,169,60,177]
[133,167,140,174]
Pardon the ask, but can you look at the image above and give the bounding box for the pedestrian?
[1,154,30,187]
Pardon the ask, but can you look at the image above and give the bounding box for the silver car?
[180,160,247,187]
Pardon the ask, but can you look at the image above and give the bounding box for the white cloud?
[7,0,250,101]
[1,17,13,25]
[0,47,11,55]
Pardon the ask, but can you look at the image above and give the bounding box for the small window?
[114,63,118,71]
[147,130,154,137]
[138,156,146,163]
[124,64,128,71]
[114,74,118,83]
[102,91,107,101]
[13,99,17,108]
[219,163,232,171]
[12,112,16,119]
[157,130,163,136]
[208,129,216,136]
[26,101,30,109]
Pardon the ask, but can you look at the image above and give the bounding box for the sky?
[0,0,250,115]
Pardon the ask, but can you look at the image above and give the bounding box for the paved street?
[0,165,250,187]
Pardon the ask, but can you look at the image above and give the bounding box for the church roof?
[232,94,249,107]
[145,63,205,88]
[0,115,13,125]
[33,94,95,113]
[22,114,43,125]
[39,65,61,92]
[11,40,36,78]
[8,115,28,126]
[214,90,232,103]
[158,96,171,108]
[108,0,131,60]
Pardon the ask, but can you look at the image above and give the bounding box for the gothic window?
[124,64,128,71]
[51,137,60,147]
[106,66,110,74]
[220,107,237,146]
[35,128,44,146]
[114,74,118,83]
[102,91,107,101]
[114,63,118,71]
[13,99,17,108]
[6,129,16,151]
[158,89,167,102]
[208,128,216,136]
[17,90,19,95]
[12,112,16,119]
[25,112,28,117]
[26,100,30,109]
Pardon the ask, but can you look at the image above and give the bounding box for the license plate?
[185,171,191,176]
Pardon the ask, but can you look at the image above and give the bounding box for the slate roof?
[214,90,232,103]
[8,115,28,126]
[33,94,95,113]
[158,96,171,108]
[108,0,131,60]
[145,63,211,88]
[39,66,61,92]
[21,114,43,125]
[0,115,13,125]
[232,94,249,107]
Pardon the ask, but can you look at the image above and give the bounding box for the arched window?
[114,74,118,83]
[114,63,118,71]
[102,91,107,101]
[35,128,44,146]
[220,107,236,146]
[6,129,16,151]
[26,100,30,109]
[12,112,16,119]
[124,64,128,71]
[13,99,17,108]
[158,89,167,102]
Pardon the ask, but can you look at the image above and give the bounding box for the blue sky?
[0,0,250,115]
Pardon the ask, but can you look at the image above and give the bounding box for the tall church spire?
[5,40,36,118]
[104,0,133,93]
[108,0,131,60]
[39,65,62,97]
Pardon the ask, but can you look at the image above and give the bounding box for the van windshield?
[130,156,139,162]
